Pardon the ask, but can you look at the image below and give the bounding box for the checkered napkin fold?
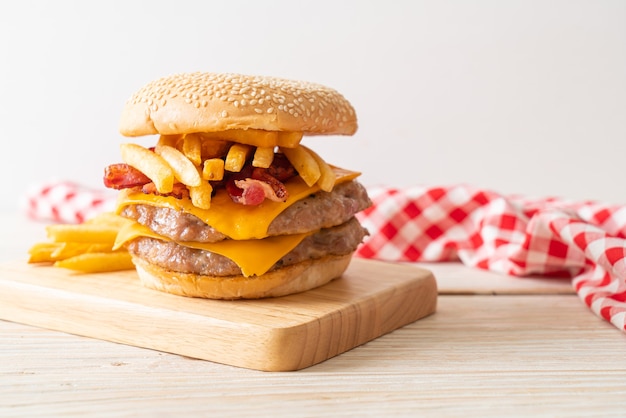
[356,185,626,333]
[22,182,626,333]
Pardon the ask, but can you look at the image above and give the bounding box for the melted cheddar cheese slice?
[114,222,311,277]
[116,166,359,240]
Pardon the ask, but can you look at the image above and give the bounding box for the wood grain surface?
[0,258,437,371]
[3,214,625,416]
[2,293,625,417]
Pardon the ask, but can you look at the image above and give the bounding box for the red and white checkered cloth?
[21,182,626,332]
[355,185,626,333]
[20,181,116,224]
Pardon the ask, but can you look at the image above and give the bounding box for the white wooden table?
[1,213,625,417]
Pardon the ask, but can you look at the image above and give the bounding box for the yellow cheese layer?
[114,221,311,277]
[116,166,359,240]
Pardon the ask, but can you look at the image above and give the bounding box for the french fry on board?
[50,242,114,260]
[54,252,135,273]
[46,224,119,245]
[28,242,63,263]
[28,211,136,273]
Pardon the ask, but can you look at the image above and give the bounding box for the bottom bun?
[132,254,354,300]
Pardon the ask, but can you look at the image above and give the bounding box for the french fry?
[202,158,225,181]
[28,242,63,263]
[156,134,182,148]
[189,181,213,210]
[276,131,303,148]
[46,224,119,245]
[50,242,113,260]
[300,145,336,192]
[280,145,321,187]
[225,144,252,172]
[120,143,174,193]
[198,130,303,148]
[51,242,95,259]
[198,136,231,159]
[154,145,202,187]
[252,146,275,168]
[182,134,202,166]
[54,252,134,273]
[29,212,127,265]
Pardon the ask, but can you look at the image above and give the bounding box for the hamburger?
[104,72,371,299]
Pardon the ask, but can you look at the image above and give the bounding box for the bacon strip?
[233,178,284,205]
[104,152,297,206]
[226,165,291,206]
[103,164,189,199]
[103,163,151,190]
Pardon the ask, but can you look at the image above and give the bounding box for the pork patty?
[120,180,371,243]
[127,217,367,277]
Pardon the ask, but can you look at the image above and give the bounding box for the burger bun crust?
[132,254,353,300]
[120,72,357,137]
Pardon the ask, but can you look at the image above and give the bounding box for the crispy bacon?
[232,179,272,205]
[103,164,151,190]
[234,178,286,205]
[265,153,296,181]
[226,165,291,206]
[103,151,297,206]
[103,164,189,199]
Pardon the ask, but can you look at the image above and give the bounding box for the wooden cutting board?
[0,258,437,371]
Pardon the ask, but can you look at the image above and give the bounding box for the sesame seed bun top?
[119,72,358,137]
